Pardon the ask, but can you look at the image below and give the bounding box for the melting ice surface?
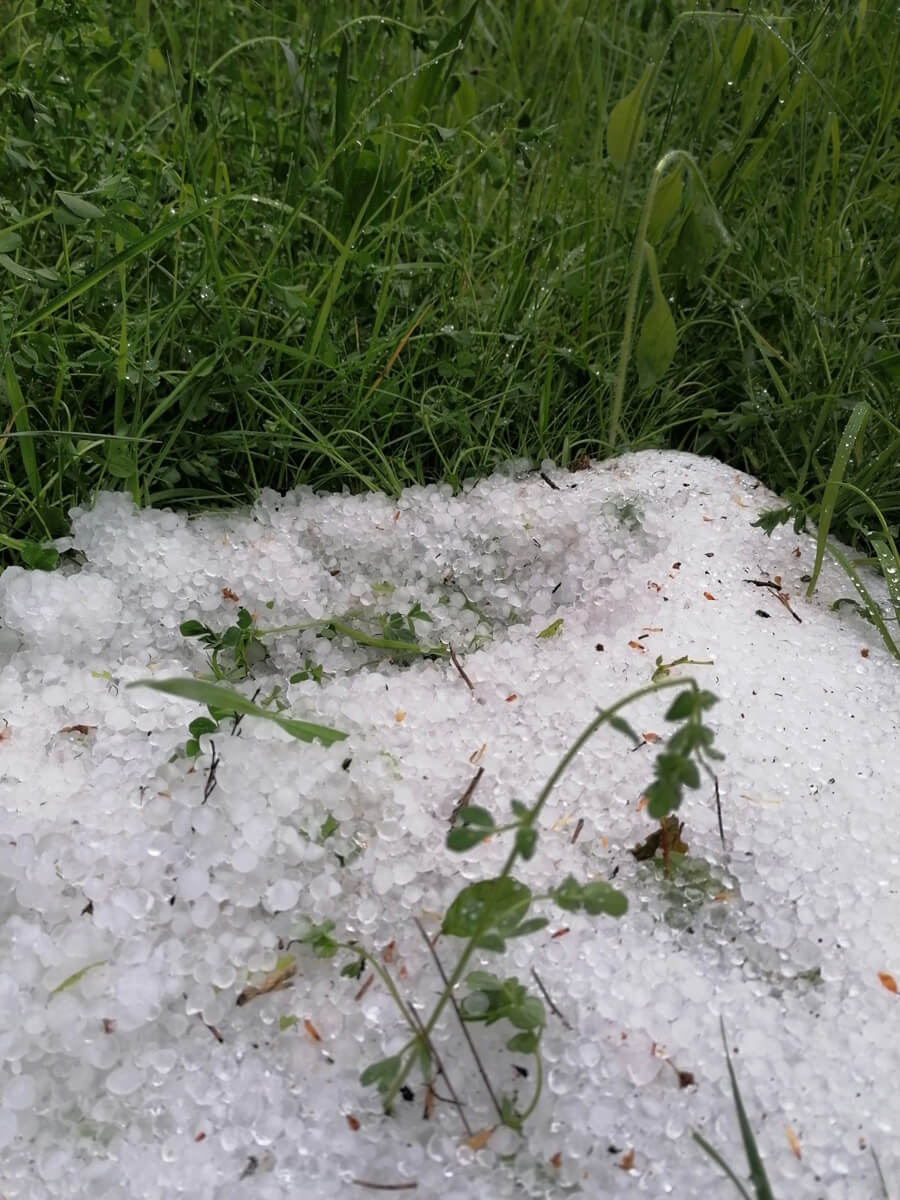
[0,450,897,1200]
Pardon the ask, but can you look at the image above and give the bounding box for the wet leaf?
[465,1127,496,1151]
[19,542,59,571]
[636,291,677,389]
[442,877,532,938]
[648,165,683,240]
[607,63,653,169]
[55,190,106,221]
[128,678,348,746]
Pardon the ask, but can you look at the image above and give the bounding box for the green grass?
[0,0,897,571]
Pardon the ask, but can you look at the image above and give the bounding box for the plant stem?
[381,675,703,1112]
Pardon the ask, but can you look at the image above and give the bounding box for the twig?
[202,740,220,804]
[450,766,484,824]
[351,1181,418,1192]
[354,973,375,1002]
[413,918,504,1122]
[539,471,560,490]
[448,645,474,691]
[195,1012,224,1042]
[403,1001,473,1137]
[713,771,725,847]
[530,968,572,1031]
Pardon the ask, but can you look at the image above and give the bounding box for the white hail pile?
[0,450,897,1200]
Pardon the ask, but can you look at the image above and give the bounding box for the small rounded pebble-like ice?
[265,879,300,912]
[0,451,896,1199]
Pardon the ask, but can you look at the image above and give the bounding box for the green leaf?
[297,921,338,958]
[319,813,339,841]
[474,931,507,952]
[552,875,584,912]
[447,825,495,851]
[607,63,653,169]
[442,877,532,939]
[636,290,677,389]
[360,1053,404,1095]
[646,777,680,819]
[466,970,502,990]
[581,881,628,917]
[0,253,62,285]
[665,690,697,721]
[179,620,210,638]
[507,917,548,939]
[668,202,724,288]
[608,714,641,745]
[509,995,545,1029]
[648,164,683,240]
[515,825,538,860]
[104,441,135,480]
[507,1031,539,1054]
[127,678,348,746]
[656,752,700,790]
[456,805,495,829]
[55,190,105,220]
[19,542,59,571]
[188,717,218,737]
[340,958,366,980]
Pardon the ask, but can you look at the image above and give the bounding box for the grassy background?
[0,0,898,565]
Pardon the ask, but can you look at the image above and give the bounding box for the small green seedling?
[290,658,330,685]
[652,653,714,682]
[180,607,268,680]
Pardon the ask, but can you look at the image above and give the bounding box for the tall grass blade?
[807,401,870,597]
[825,541,899,660]
[693,1019,776,1200]
[407,0,480,115]
[691,1131,755,1200]
[2,353,42,504]
[869,537,900,628]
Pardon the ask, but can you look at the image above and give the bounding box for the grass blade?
[694,1019,776,1199]
[2,352,42,504]
[9,203,219,337]
[870,1146,890,1198]
[807,401,870,597]
[128,678,348,746]
[825,541,899,659]
[692,1131,756,1200]
[870,536,900,627]
[719,1018,776,1200]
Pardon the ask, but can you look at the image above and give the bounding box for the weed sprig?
[298,676,721,1127]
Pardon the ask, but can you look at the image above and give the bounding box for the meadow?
[0,0,897,587]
